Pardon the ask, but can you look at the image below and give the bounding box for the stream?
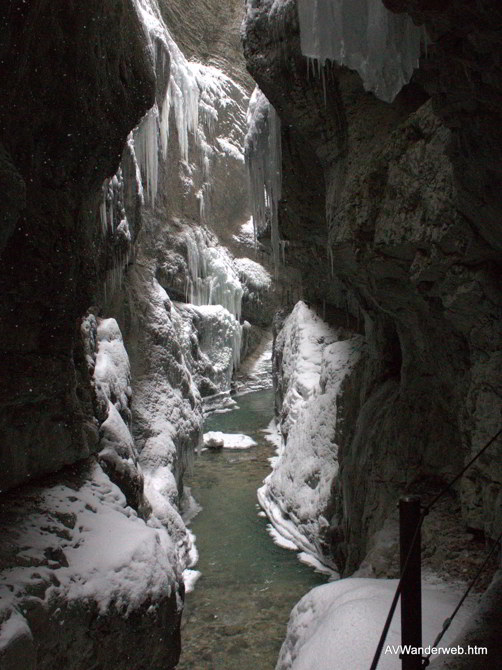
[177,388,327,669]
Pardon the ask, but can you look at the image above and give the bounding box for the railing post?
[399,495,423,670]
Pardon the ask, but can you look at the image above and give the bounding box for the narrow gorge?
[1,1,501,669]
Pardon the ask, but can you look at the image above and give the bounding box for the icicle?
[244,87,283,275]
[134,105,160,205]
[296,0,423,103]
[183,229,243,321]
[327,245,334,277]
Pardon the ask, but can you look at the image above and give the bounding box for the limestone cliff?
[242,0,501,577]
[0,0,258,667]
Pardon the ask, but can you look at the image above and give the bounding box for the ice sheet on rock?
[297,552,335,576]
[258,301,364,568]
[276,577,476,670]
[296,0,423,103]
[245,87,282,268]
[266,524,299,551]
[203,431,257,450]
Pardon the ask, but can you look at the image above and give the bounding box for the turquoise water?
[177,389,326,670]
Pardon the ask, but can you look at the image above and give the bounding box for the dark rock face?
[0,0,155,492]
[383,0,502,251]
[243,0,502,575]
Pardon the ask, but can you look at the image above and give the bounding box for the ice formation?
[184,228,243,321]
[130,0,247,214]
[296,0,423,102]
[172,227,245,391]
[245,87,282,267]
[276,577,476,670]
[258,301,364,567]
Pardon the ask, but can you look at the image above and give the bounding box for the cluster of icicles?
[297,0,424,103]
[183,227,244,378]
[244,87,283,273]
[244,0,425,281]
[103,0,242,218]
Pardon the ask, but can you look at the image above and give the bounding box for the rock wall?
[242,0,502,577]
[0,0,262,667]
[0,0,155,493]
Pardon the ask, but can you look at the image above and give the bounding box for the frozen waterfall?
[297,0,424,102]
[244,87,282,270]
[185,228,243,321]
[130,0,247,213]
[177,227,245,393]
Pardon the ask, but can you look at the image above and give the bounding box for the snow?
[203,431,257,450]
[94,318,132,415]
[0,462,180,651]
[245,87,282,268]
[296,0,424,103]
[183,569,202,594]
[276,577,477,670]
[233,217,257,248]
[258,302,364,568]
[0,612,31,649]
[235,256,272,292]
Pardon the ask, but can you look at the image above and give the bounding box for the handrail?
[369,427,502,670]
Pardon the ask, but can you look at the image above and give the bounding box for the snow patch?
[0,462,179,636]
[276,577,476,670]
[203,431,257,450]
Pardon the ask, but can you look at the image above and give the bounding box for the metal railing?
[369,428,502,670]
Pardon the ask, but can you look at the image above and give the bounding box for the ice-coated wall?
[129,0,248,222]
[244,87,282,268]
[176,226,244,394]
[296,0,423,102]
[184,227,244,321]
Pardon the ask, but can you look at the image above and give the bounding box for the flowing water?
[177,388,327,670]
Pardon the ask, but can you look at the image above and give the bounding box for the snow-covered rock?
[203,431,257,450]
[259,301,364,567]
[0,462,183,670]
[276,577,476,670]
